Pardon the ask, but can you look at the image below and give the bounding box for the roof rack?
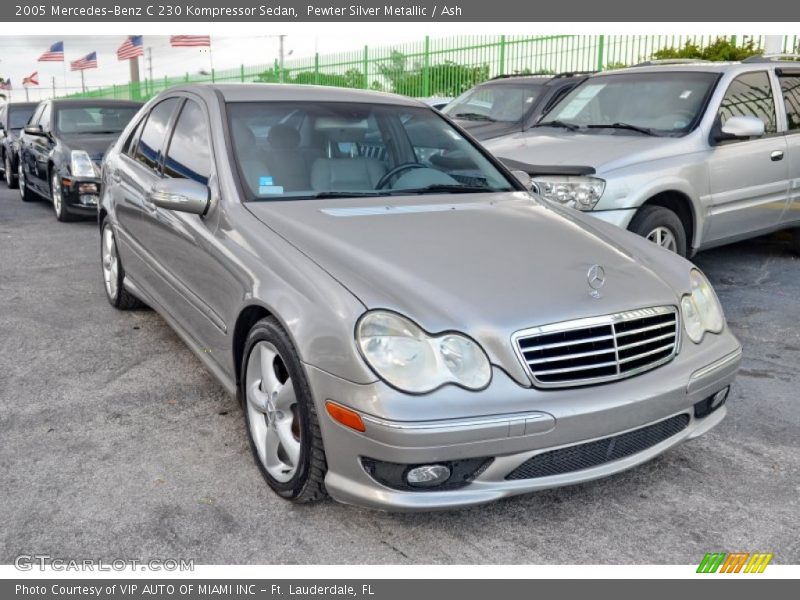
[742,53,800,63]
[633,59,712,67]
[489,70,595,81]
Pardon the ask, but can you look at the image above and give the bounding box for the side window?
[779,74,800,132]
[718,71,777,134]
[163,100,212,184]
[122,116,146,157]
[39,104,52,131]
[134,97,180,172]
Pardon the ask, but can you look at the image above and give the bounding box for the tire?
[5,152,17,189]
[51,170,75,222]
[18,162,36,202]
[628,205,688,257]
[101,220,145,310]
[241,317,327,503]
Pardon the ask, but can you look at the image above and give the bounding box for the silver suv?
[485,57,800,257]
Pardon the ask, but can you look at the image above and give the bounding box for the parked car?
[17,99,142,221]
[0,101,37,189]
[484,57,800,257]
[417,96,453,111]
[441,72,592,141]
[99,84,741,510]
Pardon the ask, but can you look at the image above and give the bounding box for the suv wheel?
[241,317,327,503]
[101,220,145,309]
[629,205,688,257]
[5,153,17,189]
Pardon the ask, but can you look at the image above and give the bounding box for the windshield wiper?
[392,184,494,195]
[452,112,496,122]
[586,122,656,136]
[249,191,383,202]
[532,120,579,131]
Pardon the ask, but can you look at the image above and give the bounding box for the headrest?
[268,124,300,150]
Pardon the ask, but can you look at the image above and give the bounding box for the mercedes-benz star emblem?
[587,265,606,299]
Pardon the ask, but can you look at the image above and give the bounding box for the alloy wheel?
[51,172,62,217]
[245,341,301,483]
[18,163,25,198]
[646,226,678,253]
[101,225,119,301]
[4,155,11,186]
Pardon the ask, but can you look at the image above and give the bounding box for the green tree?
[652,37,761,62]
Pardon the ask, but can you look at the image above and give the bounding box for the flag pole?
[80,70,85,93]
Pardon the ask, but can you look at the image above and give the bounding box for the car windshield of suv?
[227,101,516,201]
[543,71,718,136]
[9,106,36,129]
[442,83,544,123]
[55,106,139,135]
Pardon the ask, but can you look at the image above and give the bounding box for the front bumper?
[308,331,741,511]
[59,175,101,215]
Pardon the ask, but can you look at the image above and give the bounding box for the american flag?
[23,72,39,86]
[38,41,64,62]
[0,80,11,91]
[117,36,144,60]
[170,36,211,47]
[70,52,98,71]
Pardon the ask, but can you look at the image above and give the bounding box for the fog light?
[406,465,451,487]
[711,387,729,409]
[78,182,98,194]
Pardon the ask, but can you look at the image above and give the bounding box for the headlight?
[680,269,725,344]
[356,311,491,393]
[531,176,605,210]
[70,150,98,178]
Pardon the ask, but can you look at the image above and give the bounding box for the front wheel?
[51,171,74,222]
[241,317,327,503]
[628,205,688,257]
[18,162,36,202]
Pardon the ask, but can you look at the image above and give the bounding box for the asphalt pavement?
[0,187,798,564]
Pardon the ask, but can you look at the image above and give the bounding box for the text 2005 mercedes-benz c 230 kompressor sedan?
[98,84,741,510]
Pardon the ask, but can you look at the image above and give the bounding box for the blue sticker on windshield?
[259,176,274,186]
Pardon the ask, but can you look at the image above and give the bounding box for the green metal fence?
[66,34,800,102]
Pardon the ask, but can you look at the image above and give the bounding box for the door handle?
[771,150,784,162]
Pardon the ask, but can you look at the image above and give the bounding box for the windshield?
[443,83,544,123]
[227,102,516,201]
[9,106,36,129]
[55,105,139,135]
[543,71,719,135]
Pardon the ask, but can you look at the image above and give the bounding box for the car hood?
[484,130,686,173]
[60,133,121,161]
[246,193,684,345]
[451,118,519,141]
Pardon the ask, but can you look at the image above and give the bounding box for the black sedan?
[0,101,38,189]
[17,99,142,221]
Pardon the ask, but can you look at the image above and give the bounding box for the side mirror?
[23,124,46,136]
[150,178,210,215]
[510,169,532,189]
[717,115,765,141]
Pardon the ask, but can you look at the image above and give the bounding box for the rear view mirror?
[23,124,46,136]
[717,116,765,141]
[149,178,210,215]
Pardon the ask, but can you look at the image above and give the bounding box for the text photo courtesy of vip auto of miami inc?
[0,9,798,593]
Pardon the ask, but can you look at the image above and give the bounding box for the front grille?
[514,306,679,388]
[505,413,690,480]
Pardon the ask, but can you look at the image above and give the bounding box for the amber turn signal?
[325,401,365,432]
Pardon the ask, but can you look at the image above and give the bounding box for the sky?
[0,34,417,102]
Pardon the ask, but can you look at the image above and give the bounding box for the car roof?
[49,99,143,107]
[171,83,426,107]
[594,60,800,77]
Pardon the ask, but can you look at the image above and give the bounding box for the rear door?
[705,71,789,244]
[776,68,800,226]
[110,97,181,297]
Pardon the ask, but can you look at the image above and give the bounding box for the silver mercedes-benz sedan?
[98,84,741,510]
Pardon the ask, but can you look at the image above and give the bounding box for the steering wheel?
[376,163,427,189]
